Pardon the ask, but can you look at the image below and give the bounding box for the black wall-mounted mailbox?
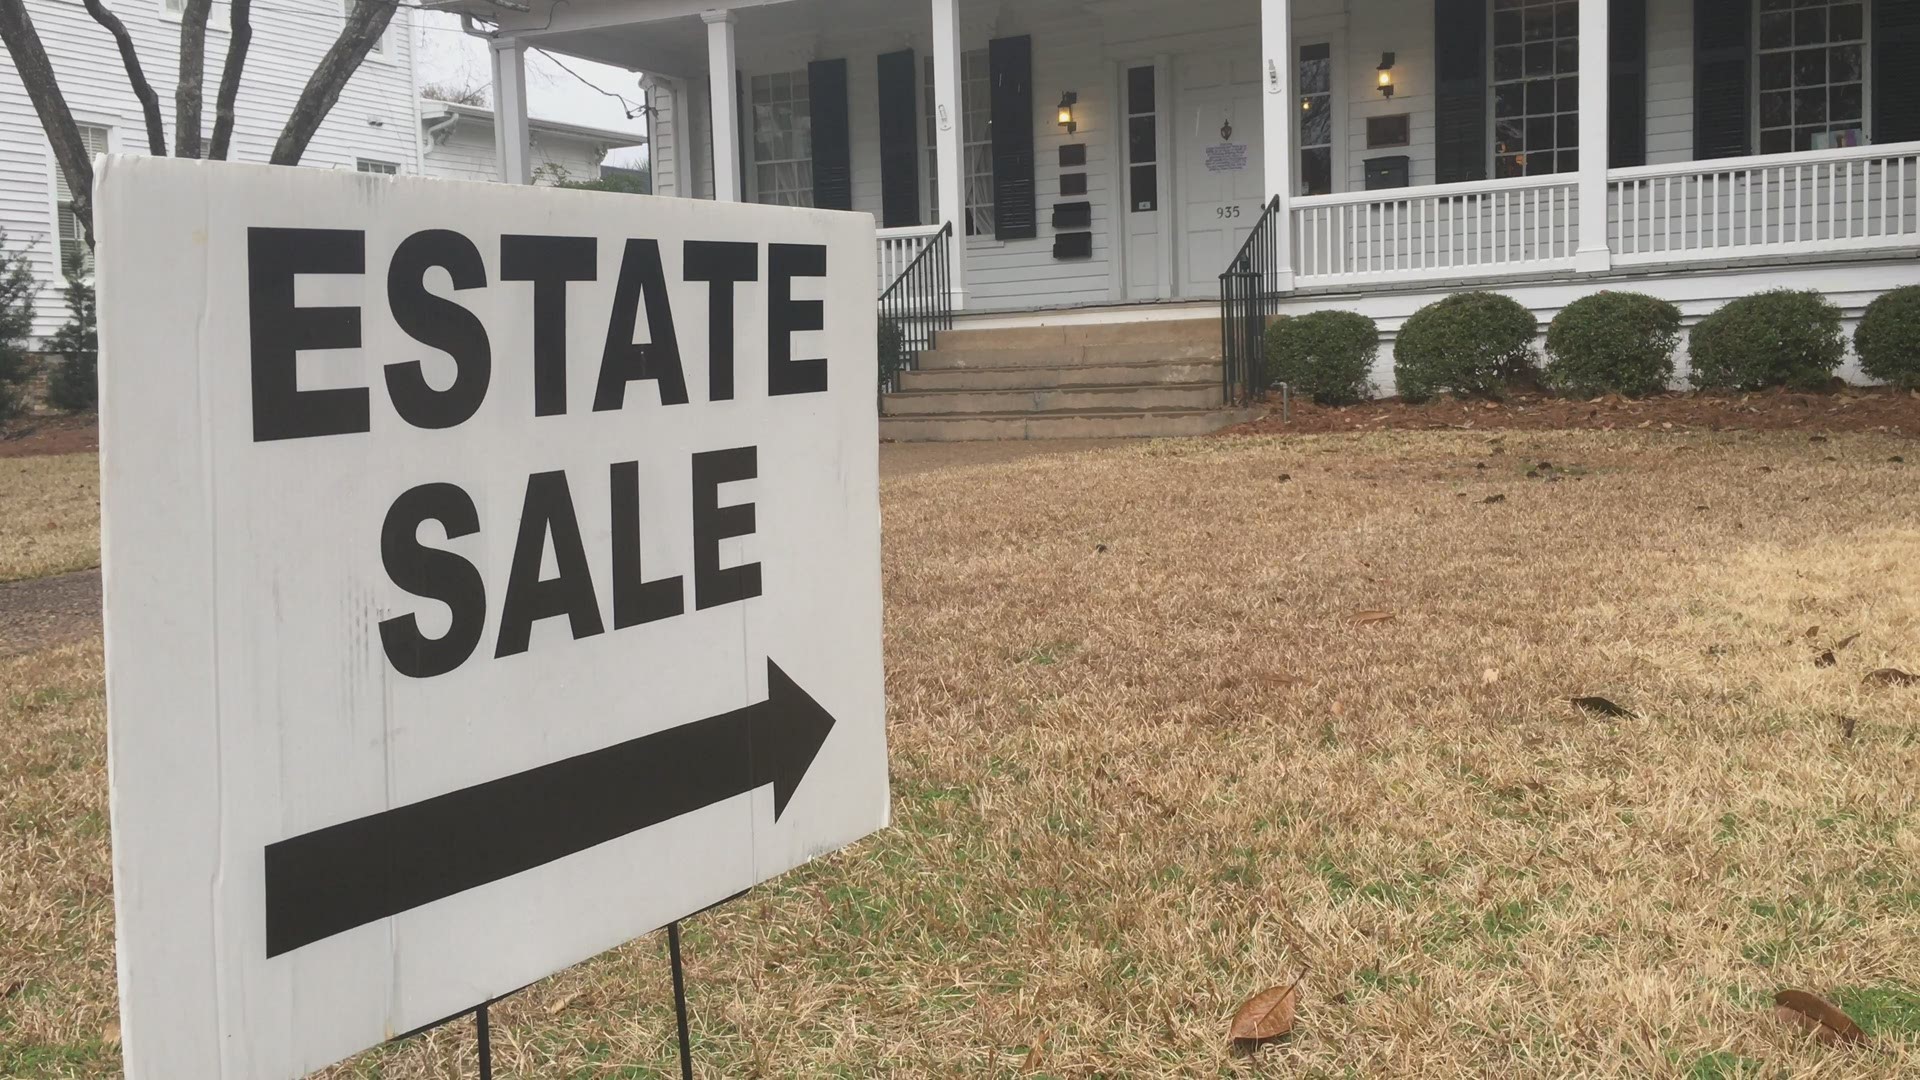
[1053,232,1092,259]
[1059,143,1087,168]
[1051,201,1092,230]
[1364,155,1411,191]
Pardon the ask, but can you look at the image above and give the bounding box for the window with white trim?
[56,125,109,277]
[923,51,995,235]
[750,69,813,207]
[356,158,400,174]
[1491,0,1579,177]
[161,0,184,15]
[343,0,391,57]
[1298,43,1334,195]
[1757,0,1866,153]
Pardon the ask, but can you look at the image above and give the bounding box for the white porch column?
[930,0,967,309]
[1576,0,1611,271]
[1259,0,1295,290]
[703,9,742,202]
[489,38,531,184]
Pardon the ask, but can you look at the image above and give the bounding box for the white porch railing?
[1607,143,1920,266]
[876,224,946,294]
[1291,174,1581,287]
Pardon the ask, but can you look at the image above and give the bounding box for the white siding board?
[422,119,612,185]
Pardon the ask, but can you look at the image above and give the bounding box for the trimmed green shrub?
[0,232,38,422]
[45,250,97,413]
[1264,310,1377,405]
[1688,289,1844,391]
[1391,291,1537,403]
[1543,291,1681,398]
[1854,285,1920,390]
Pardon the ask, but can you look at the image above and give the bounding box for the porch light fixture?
[1376,52,1397,99]
[1057,91,1078,135]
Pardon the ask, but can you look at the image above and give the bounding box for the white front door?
[1122,60,1170,300]
[1179,80,1265,297]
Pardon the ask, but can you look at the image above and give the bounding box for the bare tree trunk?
[270,0,397,166]
[81,0,167,156]
[174,0,212,158]
[0,0,95,243]
[207,0,251,160]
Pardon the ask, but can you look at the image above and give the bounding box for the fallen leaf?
[1774,990,1864,1045]
[547,991,580,1016]
[1570,696,1634,718]
[1839,715,1858,741]
[1230,980,1300,1042]
[1891,456,1905,464]
[1809,435,1829,443]
[1277,473,1293,483]
[1094,543,1109,554]
[101,1020,120,1046]
[1259,673,1304,688]
[1864,668,1919,687]
[1833,632,1860,652]
[1024,1029,1050,1073]
[1815,649,1837,669]
[1804,626,1822,639]
[1351,610,1396,625]
[1330,699,1345,716]
[1483,494,1506,504]
[1482,668,1500,686]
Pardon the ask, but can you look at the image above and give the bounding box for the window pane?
[1525,42,1554,76]
[1760,52,1793,90]
[1760,90,1793,128]
[1129,115,1156,163]
[1793,5,1826,44]
[1831,82,1862,122]
[1301,147,1332,196]
[1760,10,1793,49]
[1557,75,1579,111]
[1495,46,1524,81]
[1495,83,1525,117]
[1494,10,1523,44]
[1830,3,1863,41]
[1130,163,1158,210]
[1300,99,1331,146]
[1527,115,1556,150]
[1127,66,1155,115]
[1829,44,1861,83]
[1794,87,1826,125]
[1526,78,1555,115]
[1299,55,1331,95]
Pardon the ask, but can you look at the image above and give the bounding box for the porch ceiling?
[447,0,1107,76]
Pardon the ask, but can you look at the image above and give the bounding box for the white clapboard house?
[0,0,423,343]
[456,0,1918,437]
[420,98,647,185]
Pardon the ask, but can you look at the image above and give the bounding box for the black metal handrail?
[878,222,954,394]
[1218,195,1285,406]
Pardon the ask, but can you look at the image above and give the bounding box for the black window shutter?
[1609,0,1648,167]
[876,50,921,226]
[808,59,852,210]
[1873,0,1920,144]
[989,35,1037,241]
[1434,0,1487,184]
[1694,0,1752,159]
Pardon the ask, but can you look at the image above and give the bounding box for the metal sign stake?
[669,921,695,1080]
[475,1003,492,1080]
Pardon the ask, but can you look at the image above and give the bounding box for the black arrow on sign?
[264,659,836,958]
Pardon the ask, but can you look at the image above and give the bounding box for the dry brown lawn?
[0,454,99,584]
[4,432,1920,1078]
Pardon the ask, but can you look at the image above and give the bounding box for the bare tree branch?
[80,0,167,156]
[174,0,212,157]
[0,0,95,244]
[270,0,398,166]
[208,0,252,160]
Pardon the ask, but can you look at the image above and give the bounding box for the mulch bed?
[0,414,98,458]
[1225,386,1920,438]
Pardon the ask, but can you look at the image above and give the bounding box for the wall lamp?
[1377,52,1397,99]
[1057,91,1078,135]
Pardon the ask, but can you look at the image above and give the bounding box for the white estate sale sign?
[96,157,887,1078]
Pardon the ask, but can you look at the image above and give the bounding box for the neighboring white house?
[419,99,645,185]
[0,0,425,342]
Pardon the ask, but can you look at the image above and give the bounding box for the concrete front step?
[899,359,1222,391]
[882,382,1222,417]
[933,317,1220,352]
[918,340,1220,370]
[880,407,1257,442]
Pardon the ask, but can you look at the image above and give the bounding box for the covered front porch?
[449,0,1920,314]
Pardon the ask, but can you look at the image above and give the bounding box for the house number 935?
[1215,205,1243,219]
